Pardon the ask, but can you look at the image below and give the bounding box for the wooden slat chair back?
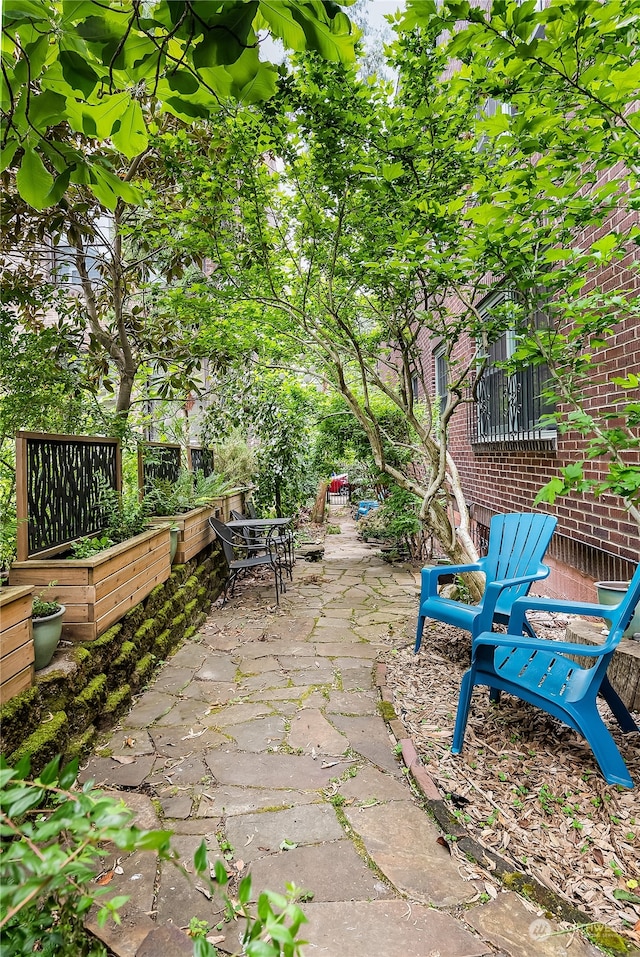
[452,562,640,788]
[415,513,557,652]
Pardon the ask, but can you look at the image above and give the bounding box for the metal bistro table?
[225,517,295,577]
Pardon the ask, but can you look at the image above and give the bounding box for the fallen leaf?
[95,870,114,885]
[244,835,254,846]
[123,737,136,748]
[111,755,135,765]
[195,883,212,900]
[321,761,339,769]
[436,836,451,854]
[234,860,244,871]
[207,936,226,945]
[593,848,605,867]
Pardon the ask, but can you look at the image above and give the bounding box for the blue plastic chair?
[415,513,557,653]
[452,563,640,788]
[357,500,379,520]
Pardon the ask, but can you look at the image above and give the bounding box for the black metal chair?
[229,509,295,579]
[209,516,284,604]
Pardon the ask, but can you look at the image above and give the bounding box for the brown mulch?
[384,616,640,941]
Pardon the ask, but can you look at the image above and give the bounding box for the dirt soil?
[383,613,640,942]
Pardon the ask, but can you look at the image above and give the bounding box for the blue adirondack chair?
[451,563,640,788]
[415,513,557,653]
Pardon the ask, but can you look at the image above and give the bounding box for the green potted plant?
[31,583,65,670]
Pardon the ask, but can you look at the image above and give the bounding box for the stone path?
[82,509,602,957]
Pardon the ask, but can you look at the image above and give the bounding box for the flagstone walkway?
[82,508,603,957]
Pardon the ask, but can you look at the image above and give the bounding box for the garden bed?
[149,505,215,564]
[0,585,34,704]
[0,543,227,774]
[9,526,171,642]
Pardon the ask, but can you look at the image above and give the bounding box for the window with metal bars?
[469,291,556,444]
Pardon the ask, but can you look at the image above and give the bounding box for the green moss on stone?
[171,564,189,586]
[99,684,132,728]
[72,674,108,731]
[184,598,198,620]
[122,604,145,634]
[170,612,186,636]
[151,628,172,658]
[66,724,97,763]
[9,710,69,776]
[156,597,177,627]
[36,668,77,712]
[111,640,138,681]
[377,701,398,722]
[71,645,92,680]
[144,581,169,617]
[133,618,158,651]
[0,686,41,754]
[133,652,157,689]
[182,625,196,643]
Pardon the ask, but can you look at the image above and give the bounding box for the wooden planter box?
[149,506,215,564]
[0,585,35,704]
[212,489,249,522]
[8,526,171,643]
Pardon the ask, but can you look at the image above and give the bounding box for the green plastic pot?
[595,582,640,639]
[32,604,65,670]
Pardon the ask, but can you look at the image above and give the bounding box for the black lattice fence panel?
[138,442,182,495]
[16,431,121,560]
[188,446,215,476]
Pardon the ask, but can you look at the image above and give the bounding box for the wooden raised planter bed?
[212,488,249,522]
[0,585,35,704]
[149,506,215,564]
[9,526,171,643]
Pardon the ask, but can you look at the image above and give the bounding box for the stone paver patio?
[82,508,602,957]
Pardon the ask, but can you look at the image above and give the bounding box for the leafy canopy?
[1,0,357,209]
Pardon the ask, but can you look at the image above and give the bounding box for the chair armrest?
[471,567,549,633]
[420,561,485,600]
[473,630,610,659]
[508,595,617,635]
[482,567,549,606]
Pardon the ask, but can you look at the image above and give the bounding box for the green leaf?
[0,140,19,173]
[193,938,216,957]
[59,49,100,97]
[37,756,61,786]
[213,859,228,885]
[111,99,148,158]
[613,888,640,904]
[0,767,16,789]
[193,2,259,67]
[194,839,208,874]
[238,874,252,904]
[382,162,404,182]
[15,148,55,210]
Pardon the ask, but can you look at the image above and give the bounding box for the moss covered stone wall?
[0,544,227,774]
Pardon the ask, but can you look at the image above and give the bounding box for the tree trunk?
[311,480,329,524]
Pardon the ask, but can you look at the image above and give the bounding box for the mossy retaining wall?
[0,544,227,774]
